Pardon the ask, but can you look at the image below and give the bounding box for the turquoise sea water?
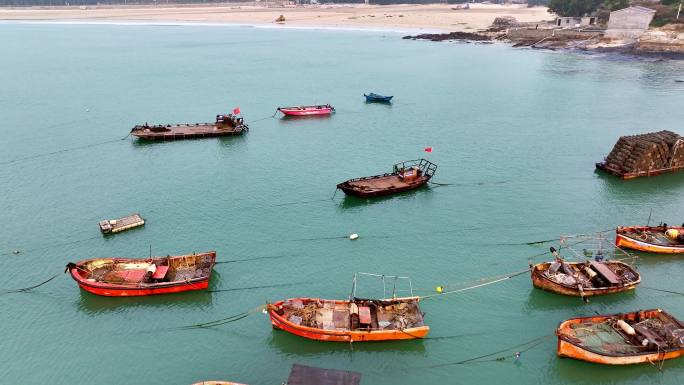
[2,22,684,385]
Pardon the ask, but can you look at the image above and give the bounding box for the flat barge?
[337,159,437,198]
[131,114,248,140]
[99,213,145,234]
[596,130,684,179]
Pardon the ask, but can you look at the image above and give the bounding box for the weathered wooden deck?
[99,213,145,234]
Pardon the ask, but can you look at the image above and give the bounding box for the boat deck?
[620,229,683,246]
[279,298,424,332]
[131,123,245,140]
[344,174,429,192]
[99,213,144,234]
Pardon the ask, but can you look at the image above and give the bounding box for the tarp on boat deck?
[287,364,361,385]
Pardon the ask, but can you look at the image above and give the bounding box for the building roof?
[611,6,656,15]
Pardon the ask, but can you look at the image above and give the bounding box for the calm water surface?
[2,22,684,385]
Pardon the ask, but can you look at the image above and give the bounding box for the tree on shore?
[547,0,603,17]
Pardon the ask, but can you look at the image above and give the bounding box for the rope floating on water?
[0,272,61,295]
[421,269,530,300]
[172,305,266,330]
[0,135,128,167]
[426,334,552,368]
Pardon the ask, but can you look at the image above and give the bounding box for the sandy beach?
[0,3,551,32]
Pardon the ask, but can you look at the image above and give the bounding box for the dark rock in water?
[676,80,684,83]
[402,31,492,42]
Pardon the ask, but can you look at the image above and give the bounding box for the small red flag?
[233,107,241,115]
[424,147,433,153]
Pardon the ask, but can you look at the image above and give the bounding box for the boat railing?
[393,159,437,178]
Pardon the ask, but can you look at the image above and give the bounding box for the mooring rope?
[0,272,61,295]
[425,334,552,368]
[207,281,312,293]
[642,286,684,296]
[420,269,530,300]
[171,305,266,331]
[214,254,292,264]
[0,135,129,166]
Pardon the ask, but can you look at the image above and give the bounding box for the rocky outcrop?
[636,24,684,53]
[402,31,494,42]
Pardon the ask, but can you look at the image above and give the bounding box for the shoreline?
[0,3,552,33]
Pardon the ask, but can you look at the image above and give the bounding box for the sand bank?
[0,3,551,32]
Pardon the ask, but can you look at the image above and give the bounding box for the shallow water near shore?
[2,22,684,385]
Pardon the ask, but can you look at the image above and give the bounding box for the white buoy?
[349,233,359,240]
[86,108,90,112]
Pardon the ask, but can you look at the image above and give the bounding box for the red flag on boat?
[233,107,241,115]
[424,147,433,153]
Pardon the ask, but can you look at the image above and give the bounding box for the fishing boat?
[616,225,684,253]
[130,114,247,140]
[98,213,144,234]
[531,247,640,297]
[266,273,429,342]
[364,93,393,103]
[66,251,216,297]
[556,309,684,365]
[277,104,335,117]
[336,159,437,198]
[192,382,246,385]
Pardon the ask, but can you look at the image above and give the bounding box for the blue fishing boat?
[364,93,393,103]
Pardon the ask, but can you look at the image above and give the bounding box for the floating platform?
[131,114,248,140]
[99,213,145,234]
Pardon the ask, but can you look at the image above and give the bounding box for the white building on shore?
[605,6,656,39]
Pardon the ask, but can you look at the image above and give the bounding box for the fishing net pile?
[602,130,684,174]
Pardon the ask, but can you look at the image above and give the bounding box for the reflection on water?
[74,288,214,315]
[336,187,432,211]
[267,330,426,356]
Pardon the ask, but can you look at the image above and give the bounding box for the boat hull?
[596,162,684,180]
[364,94,393,103]
[74,279,210,297]
[278,108,333,116]
[531,262,640,297]
[556,310,684,365]
[268,298,429,342]
[337,176,430,198]
[615,228,684,254]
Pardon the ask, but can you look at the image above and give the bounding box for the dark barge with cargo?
[337,159,437,198]
[131,114,248,140]
[596,130,684,179]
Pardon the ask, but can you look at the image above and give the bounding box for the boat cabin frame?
[350,272,414,300]
[393,159,437,179]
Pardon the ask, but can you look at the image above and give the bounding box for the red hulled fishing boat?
[67,251,216,296]
[266,273,429,342]
[277,104,335,116]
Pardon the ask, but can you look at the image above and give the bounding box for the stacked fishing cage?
[598,130,684,178]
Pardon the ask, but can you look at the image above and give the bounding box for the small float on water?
[266,273,429,342]
[364,92,393,103]
[616,224,684,254]
[336,159,437,198]
[130,114,247,140]
[98,213,144,235]
[531,247,640,298]
[556,309,684,365]
[67,251,216,296]
[277,104,335,117]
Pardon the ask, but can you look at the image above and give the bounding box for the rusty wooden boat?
[616,225,684,254]
[98,213,144,234]
[336,159,437,198]
[67,251,216,297]
[131,114,247,140]
[557,309,684,365]
[531,247,640,297]
[267,273,429,342]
